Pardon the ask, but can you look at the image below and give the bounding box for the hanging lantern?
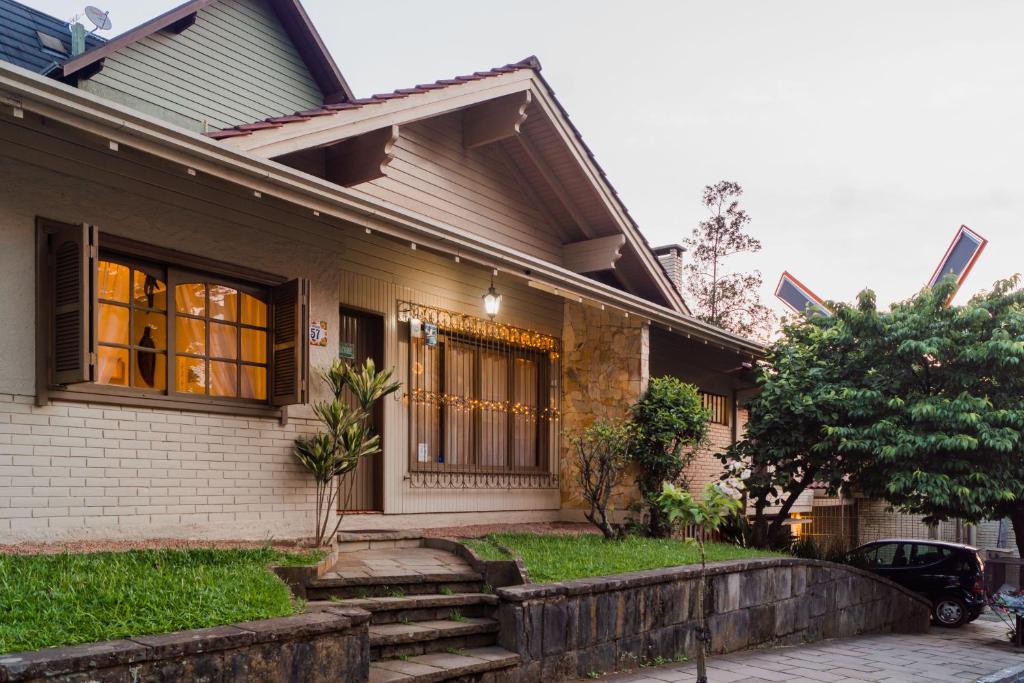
[482,281,502,319]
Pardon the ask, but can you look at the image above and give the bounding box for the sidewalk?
[589,618,1021,683]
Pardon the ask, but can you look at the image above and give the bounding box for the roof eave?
[0,60,764,357]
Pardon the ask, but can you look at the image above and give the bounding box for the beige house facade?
[0,0,761,543]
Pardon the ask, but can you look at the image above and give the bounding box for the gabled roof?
[208,56,691,314]
[0,0,104,73]
[56,0,353,102]
[208,58,539,140]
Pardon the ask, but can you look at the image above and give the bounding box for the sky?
[44,0,1024,315]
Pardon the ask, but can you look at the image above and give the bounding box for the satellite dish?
[84,6,112,32]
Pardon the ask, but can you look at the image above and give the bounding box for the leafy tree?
[683,181,775,340]
[630,377,710,538]
[842,277,1024,556]
[570,419,637,539]
[659,481,744,683]
[723,275,1024,558]
[720,294,880,547]
[293,359,401,546]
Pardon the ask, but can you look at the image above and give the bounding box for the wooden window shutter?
[48,221,97,385]
[270,278,309,406]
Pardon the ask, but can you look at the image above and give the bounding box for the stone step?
[369,617,499,660]
[368,645,520,683]
[306,573,484,600]
[309,593,498,625]
[336,529,425,554]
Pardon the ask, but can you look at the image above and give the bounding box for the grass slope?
[463,532,785,583]
[0,547,322,654]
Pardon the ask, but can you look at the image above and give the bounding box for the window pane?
[210,322,237,359]
[240,328,267,363]
[240,365,267,400]
[208,285,238,321]
[175,317,206,355]
[97,261,130,302]
[175,356,205,394]
[97,346,129,386]
[240,293,267,327]
[479,348,508,468]
[445,341,478,466]
[175,283,206,316]
[133,311,167,350]
[133,270,166,311]
[97,303,129,345]
[512,357,539,468]
[209,361,237,397]
[133,351,166,390]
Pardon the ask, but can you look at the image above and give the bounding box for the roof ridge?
[206,57,541,139]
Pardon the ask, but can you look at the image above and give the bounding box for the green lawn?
[463,533,785,583]
[0,547,323,654]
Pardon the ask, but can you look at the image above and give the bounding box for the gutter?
[0,61,764,357]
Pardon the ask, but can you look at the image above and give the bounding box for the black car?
[847,539,986,627]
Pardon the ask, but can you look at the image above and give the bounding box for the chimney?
[653,244,685,294]
[70,22,86,57]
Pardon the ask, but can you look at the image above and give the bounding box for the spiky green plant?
[294,358,401,545]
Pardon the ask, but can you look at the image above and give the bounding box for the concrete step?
[369,617,499,659]
[309,593,498,624]
[336,529,425,554]
[306,572,484,600]
[369,645,520,683]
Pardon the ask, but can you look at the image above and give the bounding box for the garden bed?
[461,532,785,583]
[0,547,323,654]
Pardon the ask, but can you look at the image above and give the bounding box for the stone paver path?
[590,619,1021,683]
[323,546,473,580]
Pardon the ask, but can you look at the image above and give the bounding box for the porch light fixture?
[482,278,502,319]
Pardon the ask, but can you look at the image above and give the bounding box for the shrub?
[570,419,636,539]
[293,359,400,546]
[629,377,710,537]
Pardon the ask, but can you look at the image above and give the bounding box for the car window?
[909,543,945,566]
[872,543,901,567]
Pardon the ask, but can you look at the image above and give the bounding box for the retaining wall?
[0,609,369,683]
[493,557,932,681]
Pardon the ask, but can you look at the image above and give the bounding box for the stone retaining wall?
[0,609,369,683]
[493,557,932,681]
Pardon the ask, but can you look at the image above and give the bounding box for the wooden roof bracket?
[164,12,198,34]
[462,90,531,148]
[323,124,399,187]
[563,234,626,274]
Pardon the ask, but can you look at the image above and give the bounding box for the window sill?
[42,384,286,420]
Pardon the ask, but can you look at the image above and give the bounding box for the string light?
[397,301,560,354]
[406,388,560,421]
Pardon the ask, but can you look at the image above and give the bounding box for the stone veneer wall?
[559,302,649,510]
[493,557,931,681]
[0,609,369,682]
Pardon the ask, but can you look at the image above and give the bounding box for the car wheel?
[933,596,968,627]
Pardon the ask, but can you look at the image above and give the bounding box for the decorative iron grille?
[399,301,561,489]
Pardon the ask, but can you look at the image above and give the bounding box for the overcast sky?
[46,0,1024,314]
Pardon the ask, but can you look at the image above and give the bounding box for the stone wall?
[560,302,649,510]
[493,557,931,681]
[0,610,369,682]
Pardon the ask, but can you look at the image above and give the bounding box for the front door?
[338,308,384,512]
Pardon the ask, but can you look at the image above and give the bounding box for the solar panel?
[927,225,987,289]
[775,271,830,317]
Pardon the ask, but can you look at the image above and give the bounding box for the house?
[0,0,762,542]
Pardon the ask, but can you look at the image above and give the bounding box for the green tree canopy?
[723,276,1024,556]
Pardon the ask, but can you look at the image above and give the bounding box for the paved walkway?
[591,618,1021,683]
[323,546,473,580]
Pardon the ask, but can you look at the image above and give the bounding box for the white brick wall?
[0,394,325,542]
